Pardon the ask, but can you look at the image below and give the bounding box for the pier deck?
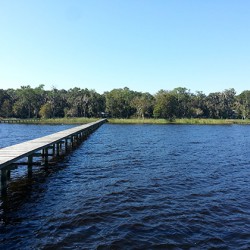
[0,119,106,192]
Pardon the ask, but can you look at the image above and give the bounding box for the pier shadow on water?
[0,161,70,225]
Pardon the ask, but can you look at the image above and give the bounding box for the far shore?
[1,117,250,125]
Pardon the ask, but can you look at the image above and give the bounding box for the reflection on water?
[1,123,250,249]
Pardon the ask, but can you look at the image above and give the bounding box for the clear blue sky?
[0,0,250,95]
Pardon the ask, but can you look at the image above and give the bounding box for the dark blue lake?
[1,123,250,249]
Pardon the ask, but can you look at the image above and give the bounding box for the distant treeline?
[0,85,250,120]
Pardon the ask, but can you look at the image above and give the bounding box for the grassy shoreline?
[2,117,250,125]
[0,117,98,124]
[108,118,250,125]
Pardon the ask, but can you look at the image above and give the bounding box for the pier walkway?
[0,119,106,193]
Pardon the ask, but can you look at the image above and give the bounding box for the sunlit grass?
[1,117,99,124]
[107,118,168,124]
[173,118,250,124]
[38,117,99,124]
[108,118,250,125]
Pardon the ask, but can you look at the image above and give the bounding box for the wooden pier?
[0,119,107,193]
[0,118,40,123]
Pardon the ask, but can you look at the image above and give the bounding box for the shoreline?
[108,118,250,125]
[1,117,250,125]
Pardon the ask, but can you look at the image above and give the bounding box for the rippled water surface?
[1,123,250,249]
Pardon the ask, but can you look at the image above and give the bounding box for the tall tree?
[220,88,236,118]
[105,87,136,118]
[46,87,67,118]
[236,90,250,119]
[131,92,154,118]
[154,90,178,120]
[88,90,105,117]
[191,91,208,118]
[171,87,193,118]
[33,85,46,118]
[13,85,38,118]
[0,89,14,117]
[66,88,90,117]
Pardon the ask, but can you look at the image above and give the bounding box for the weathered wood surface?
[0,119,106,169]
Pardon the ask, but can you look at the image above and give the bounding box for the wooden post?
[28,155,33,177]
[56,143,60,156]
[42,149,45,158]
[52,144,55,156]
[1,169,7,195]
[59,142,61,150]
[65,138,68,151]
[6,169,11,180]
[44,148,49,165]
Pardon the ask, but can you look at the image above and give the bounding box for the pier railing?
[0,119,107,193]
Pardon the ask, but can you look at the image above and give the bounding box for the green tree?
[236,90,250,119]
[205,92,221,118]
[33,85,46,118]
[206,89,236,119]
[190,91,208,118]
[13,85,39,118]
[0,99,12,117]
[88,90,105,117]
[154,90,178,119]
[171,87,193,118]
[131,92,154,118]
[39,103,53,118]
[46,87,67,118]
[0,89,14,117]
[105,87,136,118]
[220,88,236,118]
[66,88,90,117]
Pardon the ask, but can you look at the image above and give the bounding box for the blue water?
[0,123,76,148]
[1,123,250,249]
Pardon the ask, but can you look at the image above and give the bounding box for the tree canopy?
[0,85,248,120]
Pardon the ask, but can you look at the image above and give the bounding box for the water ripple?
[1,124,250,249]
